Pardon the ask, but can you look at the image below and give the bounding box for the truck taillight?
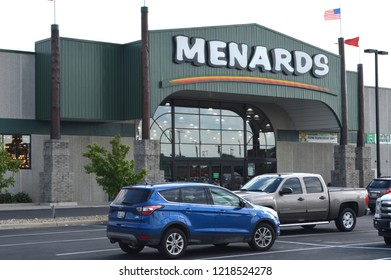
[136,205,163,216]
[365,194,369,206]
[385,189,391,195]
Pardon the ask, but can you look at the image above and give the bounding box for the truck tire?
[335,208,356,232]
[384,237,391,245]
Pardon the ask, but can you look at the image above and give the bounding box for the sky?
[1,0,391,88]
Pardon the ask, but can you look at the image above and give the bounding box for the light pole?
[364,49,388,178]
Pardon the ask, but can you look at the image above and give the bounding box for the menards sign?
[174,35,330,78]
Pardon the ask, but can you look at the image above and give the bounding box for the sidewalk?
[0,203,109,230]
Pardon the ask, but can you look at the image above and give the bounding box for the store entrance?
[174,161,245,190]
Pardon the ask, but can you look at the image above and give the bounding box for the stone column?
[331,145,359,187]
[134,139,164,183]
[39,139,75,205]
[356,146,375,188]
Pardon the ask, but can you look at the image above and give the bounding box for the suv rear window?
[113,188,152,205]
[368,179,391,189]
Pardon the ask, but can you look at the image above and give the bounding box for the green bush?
[0,192,32,204]
[0,192,15,204]
[13,192,33,203]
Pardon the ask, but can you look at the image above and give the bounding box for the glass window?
[113,188,152,205]
[159,188,181,202]
[221,116,243,130]
[210,187,240,207]
[282,178,303,194]
[200,115,220,130]
[175,114,199,130]
[303,177,324,193]
[181,187,208,204]
[1,134,31,169]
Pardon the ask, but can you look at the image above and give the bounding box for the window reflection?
[151,103,275,159]
[1,134,31,169]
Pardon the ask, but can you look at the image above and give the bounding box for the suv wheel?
[384,236,391,245]
[158,228,187,259]
[335,208,356,232]
[248,222,276,251]
[119,242,144,254]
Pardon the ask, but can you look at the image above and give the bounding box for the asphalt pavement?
[0,203,110,230]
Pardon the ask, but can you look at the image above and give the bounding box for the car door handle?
[297,197,305,201]
[319,196,327,200]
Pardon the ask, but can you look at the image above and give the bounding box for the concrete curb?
[0,215,108,230]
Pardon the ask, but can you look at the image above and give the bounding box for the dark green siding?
[123,42,142,120]
[35,38,142,121]
[0,118,134,137]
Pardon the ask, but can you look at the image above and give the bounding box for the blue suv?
[106,182,280,258]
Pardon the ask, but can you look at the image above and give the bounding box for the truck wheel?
[384,237,391,245]
[158,228,187,259]
[119,242,144,254]
[248,222,276,251]
[335,208,356,232]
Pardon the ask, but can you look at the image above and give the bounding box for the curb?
[0,215,108,230]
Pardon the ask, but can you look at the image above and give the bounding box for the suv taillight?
[136,205,163,216]
[385,189,391,195]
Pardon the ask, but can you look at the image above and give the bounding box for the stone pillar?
[356,146,375,188]
[331,145,359,187]
[134,139,164,183]
[39,139,75,204]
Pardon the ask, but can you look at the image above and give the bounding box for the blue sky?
[1,0,390,87]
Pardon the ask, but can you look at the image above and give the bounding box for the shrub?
[13,192,33,203]
[0,192,32,204]
[0,192,15,204]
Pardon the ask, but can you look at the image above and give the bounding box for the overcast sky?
[1,0,390,87]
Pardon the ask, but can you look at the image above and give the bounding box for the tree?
[83,135,147,199]
[0,144,21,192]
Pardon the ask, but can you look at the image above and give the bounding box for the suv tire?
[384,236,391,245]
[158,228,187,259]
[248,222,276,251]
[119,242,144,254]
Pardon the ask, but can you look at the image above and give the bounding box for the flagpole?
[339,3,342,37]
[54,0,56,24]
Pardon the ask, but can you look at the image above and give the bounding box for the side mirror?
[239,200,247,208]
[279,187,293,195]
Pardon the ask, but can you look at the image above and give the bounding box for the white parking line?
[56,248,119,256]
[0,237,106,247]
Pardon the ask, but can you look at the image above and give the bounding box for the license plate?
[117,211,125,219]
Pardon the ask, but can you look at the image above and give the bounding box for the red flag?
[344,37,359,47]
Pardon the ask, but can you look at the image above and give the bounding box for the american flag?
[324,8,341,20]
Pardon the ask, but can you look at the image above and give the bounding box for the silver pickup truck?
[235,173,369,232]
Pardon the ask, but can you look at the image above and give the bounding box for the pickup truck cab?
[236,173,369,232]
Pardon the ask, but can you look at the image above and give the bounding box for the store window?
[1,134,31,169]
[141,102,275,160]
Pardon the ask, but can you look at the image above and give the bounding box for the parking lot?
[0,213,390,260]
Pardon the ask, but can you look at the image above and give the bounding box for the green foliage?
[0,192,15,203]
[83,135,147,198]
[0,192,32,204]
[13,192,33,203]
[0,145,21,192]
